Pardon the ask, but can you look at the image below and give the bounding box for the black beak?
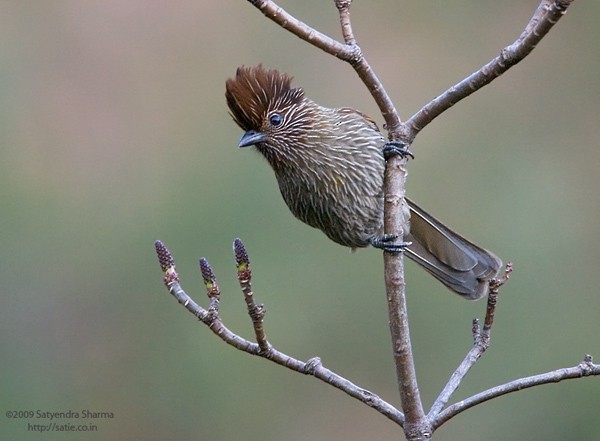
[239,130,268,147]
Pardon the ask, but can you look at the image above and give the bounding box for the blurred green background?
[1,1,598,440]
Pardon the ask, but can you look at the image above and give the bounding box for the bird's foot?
[383,141,414,160]
[370,234,412,253]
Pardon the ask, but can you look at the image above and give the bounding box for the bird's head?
[225,65,315,164]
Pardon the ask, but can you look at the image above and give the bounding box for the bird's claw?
[371,234,412,253]
[383,141,414,160]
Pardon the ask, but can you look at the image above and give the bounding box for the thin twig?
[405,0,573,142]
[428,265,512,418]
[335,0,355,45]
[233,238,270,353]
[247,0,356,60]
[433,355,600,429]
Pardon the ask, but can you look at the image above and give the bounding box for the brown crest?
[225,65,305,131]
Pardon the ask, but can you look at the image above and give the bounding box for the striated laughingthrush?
[225,65,502,299]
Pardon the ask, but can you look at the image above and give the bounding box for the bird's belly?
[278,179,383,249]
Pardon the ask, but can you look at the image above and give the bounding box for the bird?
[225,65,502,299]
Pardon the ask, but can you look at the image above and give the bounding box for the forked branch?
[154,240,404,426]
[155,241,599,437]
[434,354,600,429]
[428,264,512,420]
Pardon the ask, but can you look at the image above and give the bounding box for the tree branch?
[433,354,600,429]
[157,240,600,436]
[331,2,426,435]
[247,0,356,60]
[428,264,512,419]
[154,240,405,426]
[405,0,573,142]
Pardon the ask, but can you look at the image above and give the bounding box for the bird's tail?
[404,198,502,300]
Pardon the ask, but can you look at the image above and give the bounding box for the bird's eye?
[269,113,283,127]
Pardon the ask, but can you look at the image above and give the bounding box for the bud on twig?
[199,257,220,299]
[233,237,251,285]
[155,240,174,271]
[199,257,220,317]
[154,240,179,285]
